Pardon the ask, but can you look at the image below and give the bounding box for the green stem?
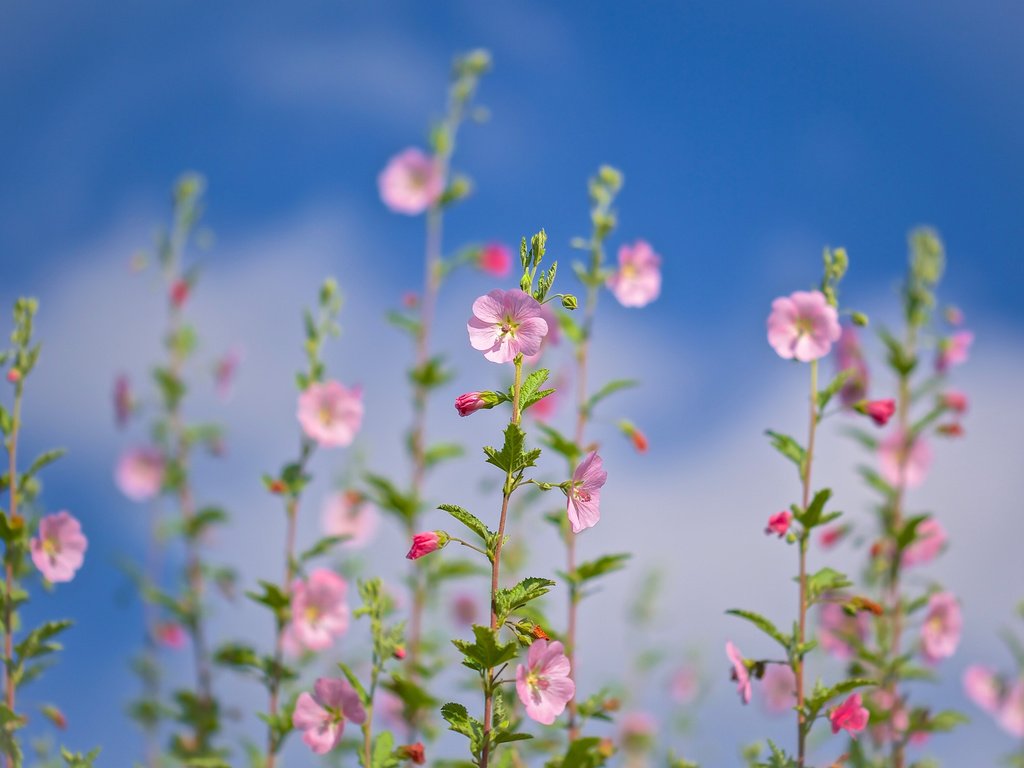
[796,359,819,766]
[3,382,23,768]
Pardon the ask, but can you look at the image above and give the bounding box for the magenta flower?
[406,531,447,560]
[454,391,500,417]
[835,324,869,406]
[377,148,443,215]
[321,490,378,549]
[297,380,364,448]
[879,429,932,489]
[566,451,607,534]
[936,330,974,372]
[856,398,896,427]
[607,240,662,308]
[113,374,133,428]
[766,290,841,362]
[901,518,947,567]
[998,680,1024,737]
[286,568,349,653]
[726,641,751,704]
[829,693,869,736]
[30,512,87,583]
[478,243,512,277]
[963,665,1003,714]
[764,510,792,538]
[920,591,961,663]
[760,664,796,714]
[115,446,165,502]
[515,639,575,725]
[818,602,869,660]
[292,677,366,755]
[467,289,549,364]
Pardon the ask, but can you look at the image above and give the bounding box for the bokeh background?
[2,1,1023,764]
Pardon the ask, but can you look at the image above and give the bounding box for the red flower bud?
[855,398,896,426]
[397,743,425,764]
[170,278,190,309]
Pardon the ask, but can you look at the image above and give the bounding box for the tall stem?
[3,382,22,768]
[796,359,819,766]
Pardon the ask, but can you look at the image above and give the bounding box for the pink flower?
[767,290,841,362]
[620,711,657,751]
[515,639,575,725]
[292,677,366,755]
[215,347,242,400]
[726,641,751,704]
[478,243,512,277]
[455,391,500,417]
[113,374,133,428]
[669,666,700,705]
[467,289,549,364]
[936,330,973,372]
[998,679,1024,738]
[829,693,869,736]
[836,325,869,406]
[942,390,968,414]
[878,430,932,489]
[156,622,186,649]
[901,518,946,567]
[818,602,869,660]
[170,278,190,309]
[765,510,792,538]
[321,490,378,548]
[297,381,364,448]
[378,148,443,215]
[30,512,87,583]
[760,664,796,714]
[920,591,961,663]
[115,447,165,502]
[566,452,607,534]
[528,385,559,423]
[963,665,1003,714]
[286,569,349,653]
[856,399,896,426]
[451,593,478,627]
[406,531,447,560]
[607,240,662,307]
[819,525,848,550]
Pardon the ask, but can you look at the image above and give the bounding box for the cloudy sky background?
[1,1,1023,765]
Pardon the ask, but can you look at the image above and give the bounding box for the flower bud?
[6,369,21,384]
[406,530,449,560]
[854,398,896,426]
[397,742,425,765]
[561,294,579,310]
[454,391,500,417]
[850,311,869,327]
[393,645,407,660]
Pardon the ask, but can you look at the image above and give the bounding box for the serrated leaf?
[439,504,492,545]
[496,577,555,623]
[765,430,806,473]
[585,379,638,414]
[726,609,791,650]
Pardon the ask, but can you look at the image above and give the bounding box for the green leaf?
[386,310,421,338]
[452,625,519,671]
[797,488,831,529]
[424,442,464,468]
[518,369,550,406]
[246,581,290,616]
[441,701,483,747]
[725,609,791,650]
[439,504,492,545]
[585,379,638,414]
[496,577,555,623]
[805,678,876,721]
[364,473,419,525]
[765,430,806,473]
[185,506,228,540]
[570,553,630,585]
[370,729,398,768]
[816,369,852,412]
[297,535,347,563]
[14,619,72,661]
[805,567,852,603]
[338,662,370,705]
[536,423,580,463]
[24,448,66,478]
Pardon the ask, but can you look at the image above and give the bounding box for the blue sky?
[1,1,1023,765]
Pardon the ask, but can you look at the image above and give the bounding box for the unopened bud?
[393,645,407,660]
[561,294,578,310]
[6,369,21,384]
[850,311,869,327]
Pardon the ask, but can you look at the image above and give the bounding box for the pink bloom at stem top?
[467,289,548,363]
[321,490,378,549]
[30,511,87,583]
[285,568,349,653]
[377,148,444,215]
[297,380,363,448]
[566,451,607,534]
[607,240,662,307]
[726,641,751,704]
[406,531,446,560]
[920,591,961,663]
[292,677,366,754]
[515,639,575,725]
[115,446,165,502]
[879,429,932,489]
[830,692,869,736]
[767,290,841,362]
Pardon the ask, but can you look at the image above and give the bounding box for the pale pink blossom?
[669,665,700,705]
[113,374,133,428]
[406,531,446,560]
[765,510,792,538]
[478,243,512,277]
[286,569,349,653]
[920,591,961,663]
[879,429,932,489]
[378,148,443,215]
[467,289,548,363]
[30,512,87,583]
[292,677,366,754]
[115,447,165,502]
[818,602,869,659]
[830,693,869,736]
[767,290,841,362]
[516,639,575,724]
[321,490,378,548]
[297,381,364,448]
[760,664,796,714]
[607,240,661,307]
[936,330,974,372]
[963,665,1003,714]
[901,518,946,567]
[998,679,1024,737]
[726,641,751,704]
[836,325,869,406]
[528,384,559,423]
[566,452,607,534]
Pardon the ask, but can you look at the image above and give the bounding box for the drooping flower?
[478,243,512,277]
[292,677,366,755]
[321,490,378,548]
[115,446,165,502]
[936,330,974,372]
[297,381,364,448]
[378,148,444,215]
[941,390,968,414]
[515,639,575,724]
[856,399,896,426]
[878,429,932,489]
[818,602,869,660]
[765,510,792,538]
[836,324,869,406]
[726,641,751,704]
[406,531,448,560]
[998,679,1024,737]
[901,518,947,567]
[113,374,134,428]
[760,664,797,714]
[455,391,500,417]
[962,665,1003,714]
[286,569,349,653]
[920,591,961,663]
[566,452,607,534]
[607,240,662,307]
[829,693,869,736]
[30,512,87,583]
[767,290,841,362]
[467,289,549,364]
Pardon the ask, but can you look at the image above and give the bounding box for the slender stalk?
[3,381,23,768]
[362,658,381,768]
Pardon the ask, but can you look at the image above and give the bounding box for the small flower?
[920,591,961,663]
[819,525,849,550]
[669,666,700,705]
[566,452,607,534]
[292,677,366,755]
[286,569,349,653]
[764,510,792,538]
[760,664,796,714]
[113,374,134,428]
[835,325,869,406]
[406,531,448,560]
[6,369,21,384]
[941,390,968,414]
[115,447,165,502]
[393,646,407,661]
[901,518,946,567]
[397,742,426,764]
[936,330,973,372]
[467,289,549,364]
[455,391,500,417]
[767,290,841,362]
[321,490,378,549]
[962,665,1003,714]
[214,347,242,400]
[402,291,418,309]
[878,430,932,489]
[30,512,87,583]
[618,421,649,453]
[726,641,751,704]
[515,639,575,724]
[829,693,869,736]
[855,398,896,426]
[998,679,1024,738]
[170,278,190,309]
[478,243,512,277]
[378,148,444,215]
[607,240,662,307]
[818,602,869,660]
[155,622,187,649]
[297,381,364,448]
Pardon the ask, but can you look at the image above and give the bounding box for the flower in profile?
[920,591,961,663]
[286,569,349,653]
[321,490,378,548]
[115,446,165,502]
[292,677,366,754]
[767,290,841,362]
[760,664,796,714]
[829,693,869,736]
[455,391,500,417]
[855,398,896,426]
[113,374,134,428]
[155,622,187,649]
[477,243,512,277]
[764,510,792,538]
[836,324,869,405]
[515,639,575,724]
[936,330,974,372]
[297,381,364,448]
[963,665,1003,714]
[566,452,607,534]
[998,680,1024,737]
[467,289,549,363]
[378,148,443,215]
[30,512,87,583]
[726,641,751,704]
[941,390,968,414]
[818,602,869,660]
[406,531,448,560]
[878,429,932,489]
[607,240,662,307]
[901,518,947,567]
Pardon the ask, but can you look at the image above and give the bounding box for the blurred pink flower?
[767,290,841,362]
[998,680,1024,737]
[936,330,973,372]
[726,641,751,704]
[566,451,607,534]
[455,391,500,417]
[292,677,366,754]
[406,531,445,560]
[669,665,700,705]
[378,148,443,215]
[478,243,512,277]
[516,639,575,725]
[818,525,849,550]
[963,665,1003,714]
[901,518,946,567]
[945,306,964,326]
[528,385,559,422]
[467,289,549,364]
[879,430,932,489]
[155,622,187,650]
[836,324,869,406]
[321,490,378,548]
[765,510,792,538]
[760,664,796,714]
[857,398,896,426]
[170,278,190,309]
[818,602,868,660]
[115,446,165,502]
[830,693,869,736]
[607,240,662,307]
[30,511,87,583]
[113,374,133,428]
[920,591,961,663]
[297,381,363,448]
[286,569,349,653]
[451,593,478,627]
[942,390,968,414]
[215,347,242,400]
